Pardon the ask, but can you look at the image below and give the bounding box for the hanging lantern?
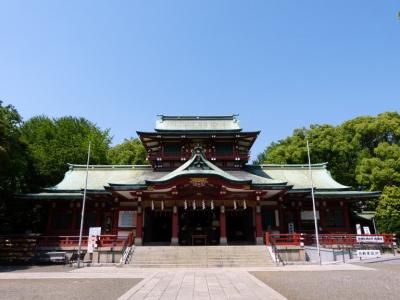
[243,200,247,210]
[192,200,196,210]
[161,200,164,211]
[202,200,205,210]
[210,200,214,210]
[184,200,188,210]
[233,200,237,210]
[151,200,155,210]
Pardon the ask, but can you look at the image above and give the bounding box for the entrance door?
[143,208,172,245]
[226,208,254,244]
[178,208,220,245]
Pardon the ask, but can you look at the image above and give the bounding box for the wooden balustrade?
[265,232,303,246]
[38,234,132,248]
[265,232,396,247]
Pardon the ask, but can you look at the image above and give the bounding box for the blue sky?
[0,1,399,160]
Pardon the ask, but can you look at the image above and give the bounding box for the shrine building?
[22,115,380,246]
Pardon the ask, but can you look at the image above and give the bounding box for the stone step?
[127,245,274,268]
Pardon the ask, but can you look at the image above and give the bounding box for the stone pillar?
[171,206,179,245]
[219,205,227,245]
[135,206,143,246]
[255,205,263,245]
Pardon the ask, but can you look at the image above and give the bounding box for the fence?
[38,233,134,248]
[265,232,396,247]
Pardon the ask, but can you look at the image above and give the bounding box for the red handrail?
[37,235,129,247]
[266,232,395,247]
[265,232,303,246]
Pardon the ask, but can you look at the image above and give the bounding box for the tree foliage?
[376,186,400,237]
[0,101,32,233]
[21,116,112,188]
[256,112,400,194]
[107,138,148,165]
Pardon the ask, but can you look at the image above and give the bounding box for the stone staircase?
[126,245,274,268]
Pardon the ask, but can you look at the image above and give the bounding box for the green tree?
[257,112,400,191]
[376,186,400,237]
[21,116,112,188]
[0,101,33,233]
[356,142,400,191]
[255,124,355,187]
[256,111,400,215]
[108,138,148,165]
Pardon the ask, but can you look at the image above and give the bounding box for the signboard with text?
[356,235,384,244]
[87,227,101,253]
[357,249,381,259]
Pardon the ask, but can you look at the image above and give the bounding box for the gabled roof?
[44,164,165,191]
[246,163,351,191]
[155,115,242,132]
[146,149,251,184]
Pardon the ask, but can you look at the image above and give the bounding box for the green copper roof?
[155,115,242,132]
[45,164,165,191]
[20,161,378,200]
[313,191,381,198]
[17,192,83,200]
[352,211,376,221]
[146,149,250,184]
[254,163,351,190]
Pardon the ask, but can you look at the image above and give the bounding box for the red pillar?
[112,208,119,235]
[255,205,263,244]
[220,205,227,244]
[135,206,143,245]
[171,206,179,245]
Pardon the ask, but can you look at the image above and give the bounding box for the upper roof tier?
[155,115,242,132]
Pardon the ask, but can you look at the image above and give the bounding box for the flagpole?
[307,140,322,265]
[77,141,91,268]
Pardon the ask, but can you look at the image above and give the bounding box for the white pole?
[372,217,378,234]
[77,141,91,268]
[307,140,322,265]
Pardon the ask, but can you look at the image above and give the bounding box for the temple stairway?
[125,245,275,268]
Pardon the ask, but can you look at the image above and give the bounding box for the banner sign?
[356,224,362,235]
[357,249,381,259]
[356,235,384,243]
[87,227,101,253]
[301,210,320,220]
[363,226,371,234]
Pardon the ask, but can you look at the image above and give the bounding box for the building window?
[261,208,276,230]
[300,210,320,231]
[119,211,136,228]
[163,144,181,156]
[53,209,73,230]
[215,144,233,156]
[325,209,344,228]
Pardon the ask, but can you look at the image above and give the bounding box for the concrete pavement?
[0,264,375,300]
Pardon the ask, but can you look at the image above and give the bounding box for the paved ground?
[0,264,71,273]
[119,269,285,300]
[0,278,140,300]
[251,263,400,300]
[0,264,376,300]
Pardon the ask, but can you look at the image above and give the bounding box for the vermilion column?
[171,206,179,245]
[255,205,263,244]
[135,206,143,246]
[220,205,227,245]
